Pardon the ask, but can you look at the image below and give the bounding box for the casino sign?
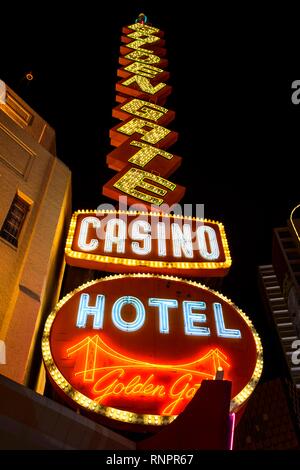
[42,275,263,428]
[65,210,231,277]
[42,19,263,438]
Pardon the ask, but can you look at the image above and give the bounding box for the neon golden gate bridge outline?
[67,334,231,382]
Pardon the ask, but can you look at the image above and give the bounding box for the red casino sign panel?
[65,210,231,277]
[42,275,263,427]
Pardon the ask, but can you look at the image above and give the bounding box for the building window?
[0,340,6,364]
[0,193,30,247]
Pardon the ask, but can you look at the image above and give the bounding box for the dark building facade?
[235,210,300,449]
[234,377,300,449]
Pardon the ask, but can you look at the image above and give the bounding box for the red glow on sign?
[43,275,262,425]
[67,334,230,415]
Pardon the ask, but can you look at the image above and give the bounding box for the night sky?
[2,2,299,382]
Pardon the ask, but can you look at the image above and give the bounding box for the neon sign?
[75,293,241,338]
[43,19,262,439]
[67,336,230,416]
[65,210,231,277]
[102,22,186,209]
[42,274,263,426]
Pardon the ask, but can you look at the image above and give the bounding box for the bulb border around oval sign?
[42,273,263,427]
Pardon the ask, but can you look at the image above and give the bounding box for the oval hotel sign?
[42,275,263,427]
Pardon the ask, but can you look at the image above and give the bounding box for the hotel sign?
[42,19,263,435]
[42,275,263,427]
[65,210,231,277]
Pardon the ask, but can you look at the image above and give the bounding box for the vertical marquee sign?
[102,21,185,208]
[42,18,263,436]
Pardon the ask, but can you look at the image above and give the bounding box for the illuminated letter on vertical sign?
[124,50,163,64]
